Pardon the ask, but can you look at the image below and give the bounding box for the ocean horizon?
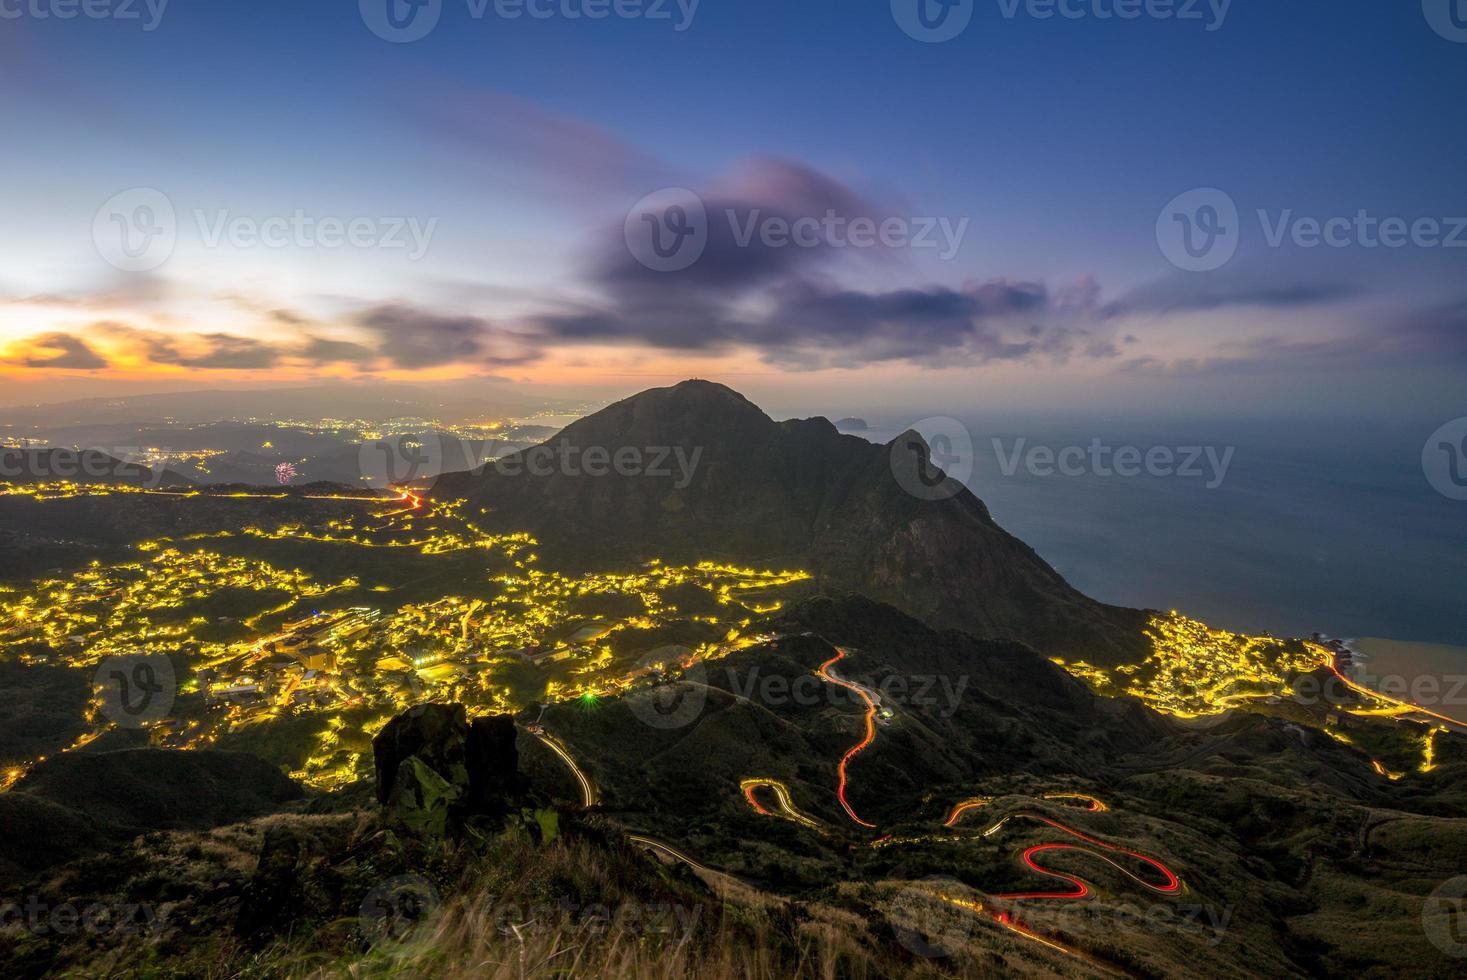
[853,414,1467,652]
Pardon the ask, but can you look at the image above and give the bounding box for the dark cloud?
[526,158,1121,368]
[355,303,542,368]
[4,332,107,370]
[300,336,376,364]
[88,324,281,370]
[1103,272,1359,318]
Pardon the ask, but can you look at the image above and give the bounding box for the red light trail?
[817,649,878,828]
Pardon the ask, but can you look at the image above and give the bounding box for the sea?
[850,414,1467,680]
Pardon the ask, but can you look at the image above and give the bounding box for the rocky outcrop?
[372,704,522,835]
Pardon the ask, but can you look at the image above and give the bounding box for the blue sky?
[1,0,1465,416]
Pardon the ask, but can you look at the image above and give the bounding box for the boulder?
[371,704,522,834]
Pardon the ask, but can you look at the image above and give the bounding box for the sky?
[2,0,1465,419]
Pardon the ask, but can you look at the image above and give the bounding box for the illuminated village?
[0,477,1455,796]
[0,482,809,791]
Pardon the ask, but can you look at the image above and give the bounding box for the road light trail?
[947,803,1181,901]
[817,649,879,828]
[1321,658,1467,730]
[627,835,720,876]
[944,792,1106,827]
[529,728,598,807]
[741,778,826,832]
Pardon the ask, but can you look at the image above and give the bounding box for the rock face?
[466,714,520,818]
[372,704,521,834]
[436,380,1148,663]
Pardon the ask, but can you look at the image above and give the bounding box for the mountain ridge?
[437,379,1149,661]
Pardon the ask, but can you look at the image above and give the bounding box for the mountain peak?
[441,381,1145,662]
[554,378,774,448]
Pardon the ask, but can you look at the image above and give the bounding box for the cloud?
[1116,295,1467,377]
[2,332,108,370]
[403,86,664,201]
[525,158,1124,368]
[299,335,377,364]
[86,323,282,370]
[1103,272,1359,318]
[355,303,542,368]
